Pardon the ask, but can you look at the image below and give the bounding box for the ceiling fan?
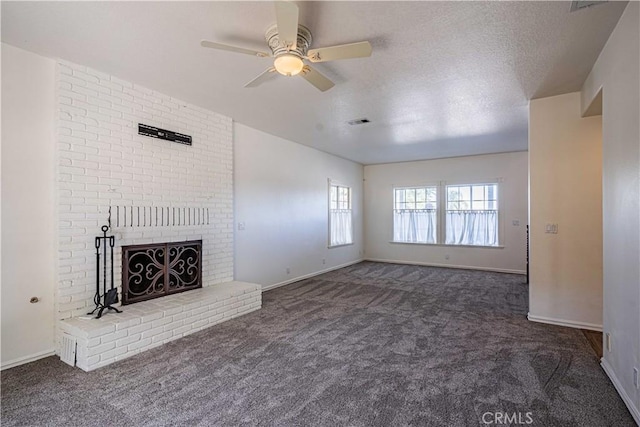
[200,1,372,92]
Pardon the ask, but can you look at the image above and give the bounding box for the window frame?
[389,180,504,248]
[328,180,354,248]
[392,185,439,244]
[444,181,501,247]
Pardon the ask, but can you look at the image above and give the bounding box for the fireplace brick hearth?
[61,281,261,371]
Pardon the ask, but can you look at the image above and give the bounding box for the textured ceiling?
[1,1,627,164]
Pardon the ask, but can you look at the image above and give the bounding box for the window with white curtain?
[329,184,353,247]
[445,183,498,246]
[393,186,437,244]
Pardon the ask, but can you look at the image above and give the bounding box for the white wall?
[234,124,363,289]
[1,44,56,367]
[528,92,603,330]
[364,152,528,273]
[581,2,640,421]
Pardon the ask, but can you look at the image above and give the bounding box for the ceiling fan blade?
[200,40,270,58]
[244,67,278,88]
[300,65,335,92]
[275,1,299,50]
[306,41,372,63]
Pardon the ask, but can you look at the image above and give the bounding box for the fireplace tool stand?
[88,225,122,319]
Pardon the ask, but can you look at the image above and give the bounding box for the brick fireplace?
[55,60,260,370]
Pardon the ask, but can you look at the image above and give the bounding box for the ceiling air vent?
[570,1,608,12]
[347,118,370,126]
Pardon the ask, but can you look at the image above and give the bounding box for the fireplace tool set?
[89,224,122,319]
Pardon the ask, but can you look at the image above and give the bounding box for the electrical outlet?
[545,223,558,234]
[512,219,520,226]
[322,259,326,265]
[634,368,639,389]
[606,332,612,352]
[237,222,245,231]
[286,267,290,275]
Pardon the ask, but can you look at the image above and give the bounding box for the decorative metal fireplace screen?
[121,240,202,305]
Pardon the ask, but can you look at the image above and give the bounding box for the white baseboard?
[365,258,526,275]
[261,259,364,292]
[1,348,56,371]
[527,313,603,332]
[601,358,640,425]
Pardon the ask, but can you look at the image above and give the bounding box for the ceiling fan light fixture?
[274,54,304,76]
[199,1,372,91]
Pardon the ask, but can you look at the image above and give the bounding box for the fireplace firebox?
[121,240,202,305]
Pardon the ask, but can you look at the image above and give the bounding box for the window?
[446,183,498,246]
[329,184,353,246]
[393,187,438,244]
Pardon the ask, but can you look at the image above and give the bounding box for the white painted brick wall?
[56,60,234,322]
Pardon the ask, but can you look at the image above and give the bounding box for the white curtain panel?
[445,210,498,246]
[330,210,353,246]
[393,210,437,244]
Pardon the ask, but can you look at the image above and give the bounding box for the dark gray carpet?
[1,262,634,426]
